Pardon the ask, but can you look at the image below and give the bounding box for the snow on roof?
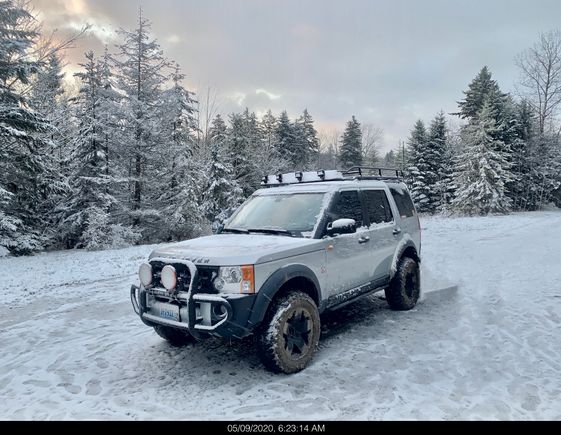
[254,179,392,195]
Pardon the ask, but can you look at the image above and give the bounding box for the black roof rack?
[343,166,404,180]
[261,167,404,187]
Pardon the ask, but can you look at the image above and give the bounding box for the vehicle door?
[387,184,421,252]
[324,189,371,296]
[362,188,400,282]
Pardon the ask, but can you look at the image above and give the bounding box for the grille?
[149,261,219,294]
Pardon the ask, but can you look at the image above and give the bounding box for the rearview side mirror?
[327,219,357,237]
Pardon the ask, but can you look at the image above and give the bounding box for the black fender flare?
[390,239,420,280]
[248,264,321,328]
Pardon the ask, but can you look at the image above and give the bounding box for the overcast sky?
[32,0,561,153]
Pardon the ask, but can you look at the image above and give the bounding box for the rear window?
[389,185,416,218]
[363,190,393,224]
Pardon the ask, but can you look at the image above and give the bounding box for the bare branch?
[516,29,561,135]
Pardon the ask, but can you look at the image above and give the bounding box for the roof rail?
[260,167,404,187]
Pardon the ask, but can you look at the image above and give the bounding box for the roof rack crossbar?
[260,167,404,187]
[343,166,404,180]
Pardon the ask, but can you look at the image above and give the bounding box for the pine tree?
[202,115,243,230]
[256,110,284,179]
[261,110,277,153]
[509,100,535,211]
[457,67,519,210]
[457,66,500,119]
[59,51,138,250]
[0,0,53,254]
[394,141,408,171]
[427,111,447,212]
[112,8,171,232]
[451,103,513,215]
[383,150,396,168]
[339,116,362,168]
[276,111,297,169]
[228,112,254,196]
[295,109,320,169]
[28,53,74,244]
[438,133,458,212]
[29,54,65,116]
[406,120,431,212]
[156,64,205,241]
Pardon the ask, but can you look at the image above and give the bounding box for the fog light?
[213,304,227,318]
[161,265,177,292]
[139,263,153,287]
[213,277,225,292]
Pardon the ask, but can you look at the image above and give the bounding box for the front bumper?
[131,284,257,339]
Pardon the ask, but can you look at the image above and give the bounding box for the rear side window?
[330,191,364,227]
[364,190,393,224]
[389,185,416,218]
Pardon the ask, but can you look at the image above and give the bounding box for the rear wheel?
[256,291,321,374]
[154,325,197,347]
[385,257,420,311]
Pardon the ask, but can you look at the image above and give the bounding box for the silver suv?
[131,168,422,374]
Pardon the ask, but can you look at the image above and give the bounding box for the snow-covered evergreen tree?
[276,111,297,170]
[451,103,513,215]
[339,116,362,168]
[406,120,431,212]
[261,110,278,153]
[295,109,320,169]
[457,67,519,209]
[29,54,65,116]
[28,52,74,245]
[438,127,460,212]
[0,0,54,254]
[457,66,499,120]
[427,111,448,212]
[156,63,206,241]
[228,112,255,196]
[59,51,138,250]
[254,110,285,179]
[112,9,171,232]
[202,115,243,230]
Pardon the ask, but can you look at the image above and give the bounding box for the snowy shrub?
[81,208,141,251]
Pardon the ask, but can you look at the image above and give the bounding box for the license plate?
[153,303,180,322]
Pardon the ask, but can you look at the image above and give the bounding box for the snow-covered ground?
[1,211,560,420]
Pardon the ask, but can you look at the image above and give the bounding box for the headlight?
[139,263,153,287]
[213,266,255,294]
[161,265,177,292]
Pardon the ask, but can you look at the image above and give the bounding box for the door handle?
[393,228,402,236]
[358,236,370,244]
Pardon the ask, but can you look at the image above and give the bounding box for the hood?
[149,234,324,266]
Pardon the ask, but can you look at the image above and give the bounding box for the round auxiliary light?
[161,265,178,292]
[213,277,225,292]
[139,263,153,287]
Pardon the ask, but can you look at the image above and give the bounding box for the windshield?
[226,193,326,238]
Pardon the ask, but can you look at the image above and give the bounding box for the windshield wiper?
[248,228,293,237]
[222,227,250,234]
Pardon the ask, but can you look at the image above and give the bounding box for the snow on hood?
[149,234,324,266]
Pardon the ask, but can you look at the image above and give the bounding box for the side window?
[389,185,416,218]
[364,190,393,224]
[329,191,364,227]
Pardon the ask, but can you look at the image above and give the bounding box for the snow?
[1,211,561,420]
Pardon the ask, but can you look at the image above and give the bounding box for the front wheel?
[154,325,197,347]
[385,257,420,311]
[256,291,321,374]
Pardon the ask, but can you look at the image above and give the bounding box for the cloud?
[255,89,282,101]
[31,0,561,154]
